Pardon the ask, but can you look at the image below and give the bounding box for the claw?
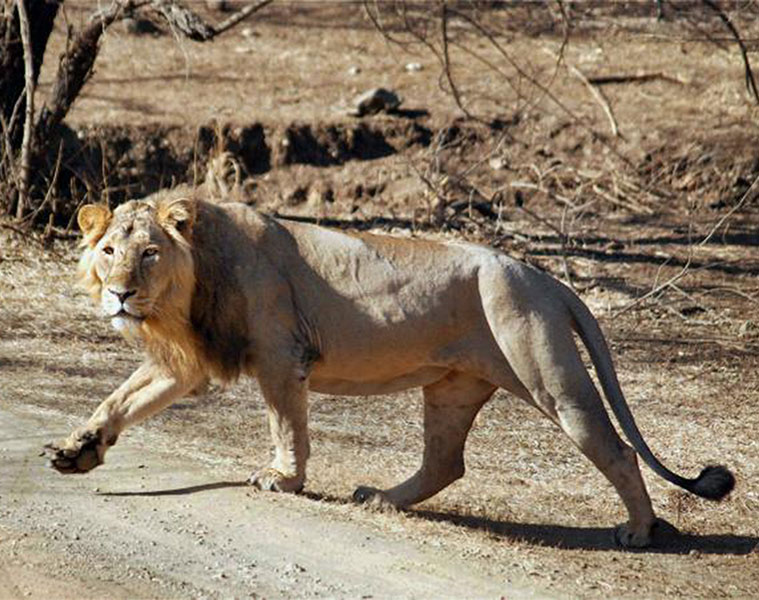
[352,486,397,511]
[248,467,304,493]
[352,486,381,504]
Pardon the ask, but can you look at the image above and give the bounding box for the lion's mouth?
[112,308,145,321]
[108,308,145,324]
[109,308,146,332]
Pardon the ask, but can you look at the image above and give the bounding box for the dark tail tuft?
[688,465,735,501]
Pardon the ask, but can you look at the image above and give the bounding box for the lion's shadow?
[302,491,757,556]
[409,508,758,556]
[99,483,757,555]
[99,480,248,497]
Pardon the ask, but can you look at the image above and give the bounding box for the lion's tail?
[559,282,735,501]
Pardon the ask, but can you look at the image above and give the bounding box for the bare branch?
[150,0,215,40]
[16,0,34,220]
[36,1,127,143]
[147,0,274,41]
[588,72,682,86]
[439,2,476,121]
[701,0,759,105]
[213,0,274,36]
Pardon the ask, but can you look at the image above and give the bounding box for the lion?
[45,187,734,548]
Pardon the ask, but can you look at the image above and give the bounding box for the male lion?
[46,188,734,548]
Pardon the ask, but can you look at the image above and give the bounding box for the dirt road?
[0,404,531,599]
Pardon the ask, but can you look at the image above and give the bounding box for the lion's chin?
[111,313,145,339]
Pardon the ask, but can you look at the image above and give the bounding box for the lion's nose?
[109,288,137,304]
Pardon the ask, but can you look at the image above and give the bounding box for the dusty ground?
[2,3,759,599]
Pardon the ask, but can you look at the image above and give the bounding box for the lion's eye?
[143,247,158,258]
[102,246,114,256]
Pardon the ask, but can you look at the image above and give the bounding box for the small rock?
[489,156,508,170]
[350,87,402,117]
[348,66,361,76]
[241,27,256,38]
[405,62,423,72]
[206,0,230,12]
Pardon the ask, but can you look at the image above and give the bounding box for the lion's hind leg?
[353,373,495,509]
[550,382,658,547]
[488,304,658,547]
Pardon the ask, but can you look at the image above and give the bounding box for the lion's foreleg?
[46,362,203,474]
[249,367,310,494]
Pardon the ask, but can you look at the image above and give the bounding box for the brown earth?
[2,3,759,598]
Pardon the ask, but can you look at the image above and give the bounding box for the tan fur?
[48,187,733,549]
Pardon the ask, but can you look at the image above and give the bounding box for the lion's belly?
[308,366,450,396]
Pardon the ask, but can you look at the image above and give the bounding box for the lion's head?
[78,191,201,373]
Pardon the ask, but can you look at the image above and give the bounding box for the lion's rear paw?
[44,430,102,474]
[614,517,678,549]
[352,486,398,512]
[614,523,651,549]
[248,467,304,493]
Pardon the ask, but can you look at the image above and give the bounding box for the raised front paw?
[248,467,304,493]
[44,429,106,474]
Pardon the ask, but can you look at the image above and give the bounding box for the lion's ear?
[157,196,196,239]
[78,204,112,247]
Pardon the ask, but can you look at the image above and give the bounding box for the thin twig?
[439,2,477,121]
[545,48,620,138]
[20,139,64,225]
[614,175,759,316]
[0,113,20,193]
[544,1,570,103]
[699,172,759,247]
[615,254,692,316]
